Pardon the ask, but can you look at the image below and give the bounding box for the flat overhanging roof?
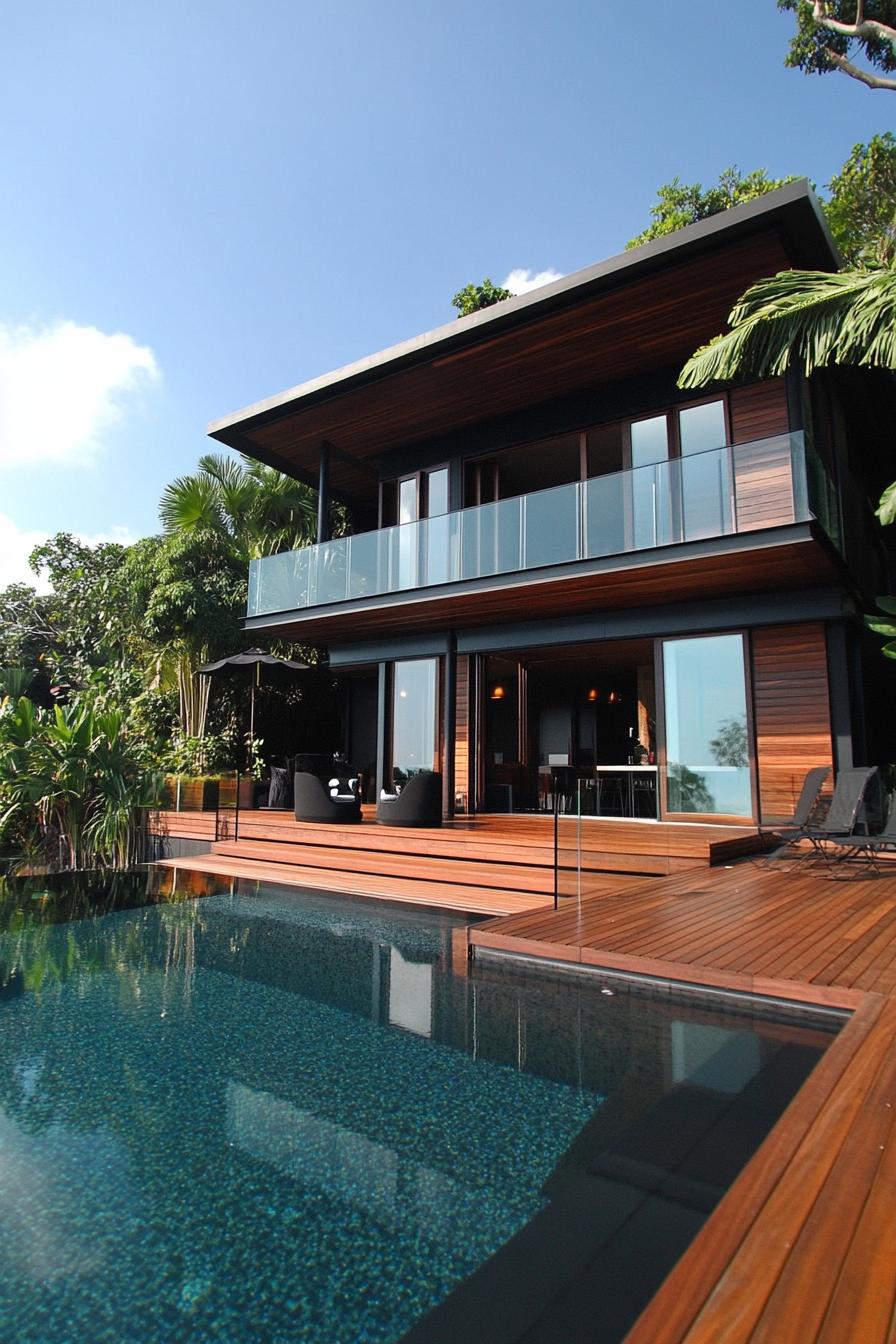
[209,182,839,501]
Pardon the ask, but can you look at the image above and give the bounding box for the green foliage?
[159,452,318,562]
[679,267,896,387]
[0,697,165,870]
[626,168,798,249]
[778,1,896,81]
[28,534,135,693]
[162,732,234,776]
[141,529,245,653]
[0,584,49,687]
[825,132,896,266]
[451,278,512,317]
[865,598,896,658]
[0,668,33,701]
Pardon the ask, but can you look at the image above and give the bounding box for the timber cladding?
[729,379,794,533]
[751,623,833,825]
[454,655,470,808]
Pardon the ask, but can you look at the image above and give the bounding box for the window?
[662,634,752,819]
[391,659,439,787]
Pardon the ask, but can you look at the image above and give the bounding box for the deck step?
[210,837,555,894]
[153,852,555,917]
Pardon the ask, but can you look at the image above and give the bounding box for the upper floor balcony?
[247,431,839,627]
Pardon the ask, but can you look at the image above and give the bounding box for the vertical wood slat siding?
[730,380,794,532]
[752,623,833,824]
[454,655,470,809]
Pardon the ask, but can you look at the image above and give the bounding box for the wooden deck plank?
[621,996,890,1344]
[475,866,896,999]
[816,1111,896,1343]
[153,852,552,917]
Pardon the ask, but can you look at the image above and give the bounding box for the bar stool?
[597,775,625,816]
[632,774,658,818]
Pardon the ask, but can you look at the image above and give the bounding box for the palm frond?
[679,267,896,388]
[159,474,223,534]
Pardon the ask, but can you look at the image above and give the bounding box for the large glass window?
[662,634,752,818]
[391,659,438,787]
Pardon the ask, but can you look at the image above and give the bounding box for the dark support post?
[443,633,457,820]
[826,621,855,771]
[375,661,387,800]
[317,441,330,545]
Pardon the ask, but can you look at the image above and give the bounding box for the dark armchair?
[377,771,442,828]
[294,771,362,824]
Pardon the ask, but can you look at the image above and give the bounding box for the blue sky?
[0,1,888,587]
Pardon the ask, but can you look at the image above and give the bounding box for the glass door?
[678,400,732,540]
[424,467,450,585]
[397,477,419,589]
[390,658,439,789]
[661,633,754,821]
[630,415,672,548]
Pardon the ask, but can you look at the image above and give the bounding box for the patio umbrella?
[198,648,310,753]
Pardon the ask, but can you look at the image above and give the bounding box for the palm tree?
[678,265,896,519]
[159,452,319,562]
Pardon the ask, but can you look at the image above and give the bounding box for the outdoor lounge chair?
[798,766,878,863]
[763,766,831,858]
[377,771,442,828]
[294,771,362,824]
[828,794,896,869]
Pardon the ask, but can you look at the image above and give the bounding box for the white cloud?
[0,320,159,470]
[502,267,565,296]
[0,513,137,592]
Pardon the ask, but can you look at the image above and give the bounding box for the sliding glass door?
[661,634,753,820]
[390,658,439,788]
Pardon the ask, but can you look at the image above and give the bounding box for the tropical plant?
[451,278,512,317]
[825,132,896,266]
[679,266,896,388]
[138,530,246,742]
[159,452,318,563]
[627,167,798,249]
[0,667,33,701]
[0,698,165,871]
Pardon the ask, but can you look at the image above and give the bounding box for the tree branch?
[810,1,896,49]
[823,43,896,87]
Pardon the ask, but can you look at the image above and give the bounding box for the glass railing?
[248,431,823,617]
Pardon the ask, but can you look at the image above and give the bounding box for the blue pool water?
[0,870,838,1343]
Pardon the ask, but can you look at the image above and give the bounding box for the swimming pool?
[0,870,840,1343]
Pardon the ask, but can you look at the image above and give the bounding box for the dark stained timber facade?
[211,183,896,825]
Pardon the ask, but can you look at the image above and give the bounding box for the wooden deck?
[148,810,896,1342]
[149,809,762,917]
[462,861,896,1344]
[470,863,896,1009]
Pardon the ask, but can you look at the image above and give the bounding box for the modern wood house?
[208,181,895,837]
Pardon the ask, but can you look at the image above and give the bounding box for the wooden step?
[153,853,555,917]
[210,837,555,894]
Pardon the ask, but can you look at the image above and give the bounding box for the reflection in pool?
[0,869,840,1343]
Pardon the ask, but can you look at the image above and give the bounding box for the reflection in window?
[663,635,751,817]
[631,415,671,548]
[678,401,731,540]
[392,659,438,786]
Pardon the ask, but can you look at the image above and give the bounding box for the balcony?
[248,432,833,620]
